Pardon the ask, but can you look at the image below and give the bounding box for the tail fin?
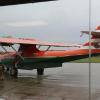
[81,25,100,49]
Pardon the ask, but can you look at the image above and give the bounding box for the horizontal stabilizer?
[81,31,100,37]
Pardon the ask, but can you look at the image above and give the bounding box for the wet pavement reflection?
[0,63,100,100]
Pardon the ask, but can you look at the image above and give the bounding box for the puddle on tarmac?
[0,63,100,100]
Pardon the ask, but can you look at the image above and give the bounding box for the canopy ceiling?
[0,0,56,6]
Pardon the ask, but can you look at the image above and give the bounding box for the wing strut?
[37,45,51,51]
[46,46,51,51]
[37,45,41,49]
[1,45,8,52]
[10,45,24,60]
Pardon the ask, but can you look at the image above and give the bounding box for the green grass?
[71,56,100,63]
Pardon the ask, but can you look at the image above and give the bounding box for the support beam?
[10,45,24,60]
[46,46,51,51]
[37,45,41,49]
[1,45,8,52]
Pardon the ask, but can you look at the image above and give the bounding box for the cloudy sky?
[0,0,99,44]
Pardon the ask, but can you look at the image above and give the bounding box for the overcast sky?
[0,0,99,44]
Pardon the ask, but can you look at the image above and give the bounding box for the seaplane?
[0,26,100,77]
[0,1,100,77]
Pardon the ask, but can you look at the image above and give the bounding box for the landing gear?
[6,67,9,72]
[9,56,19,78]
[0,66,4,80]
[9,67,18,78]
[37,68,44,75]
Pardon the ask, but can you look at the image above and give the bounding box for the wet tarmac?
[0,63,100,100]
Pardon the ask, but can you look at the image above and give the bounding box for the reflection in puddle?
[0,64,99,100]
[36,75,44,84]
[0,97,6,100]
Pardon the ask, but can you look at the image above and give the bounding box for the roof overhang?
[0,0,56,6]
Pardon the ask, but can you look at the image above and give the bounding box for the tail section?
[81,25,100,49]
[82,35,100,48]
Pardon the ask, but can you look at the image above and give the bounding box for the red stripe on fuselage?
[34,49,100,57]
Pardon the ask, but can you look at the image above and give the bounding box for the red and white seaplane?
[0,26,100,77]
[0,0,99,78]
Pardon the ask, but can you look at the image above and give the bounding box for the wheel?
[6,67,9,72]
[37,68,44,75]
[10,67,18,78]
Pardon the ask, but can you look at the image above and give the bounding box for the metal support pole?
[89,0,92,100]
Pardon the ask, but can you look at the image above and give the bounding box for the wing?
[81,31,100,37]
[0,0,56,6]
[0,37,80,47]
